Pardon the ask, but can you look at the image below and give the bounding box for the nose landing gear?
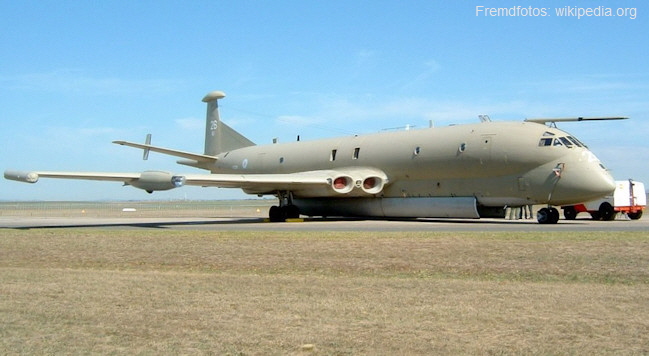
[537,207,560,224]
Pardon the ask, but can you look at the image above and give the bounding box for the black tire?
[563,206,577,220]
[628,211,643,220]
[537,208,550,224]
[537,207,559,224]
[284,205,300,219]
[549,207,560,224]
[269,205,286,222]
[599,202,616,221]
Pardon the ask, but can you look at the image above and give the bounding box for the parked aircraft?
[5,90,622,224]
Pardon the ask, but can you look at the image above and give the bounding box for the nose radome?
[584,169,616,197]
[555,164,616,205]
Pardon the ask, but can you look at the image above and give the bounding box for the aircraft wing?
[4,170,140,183]
[4,170,185,192]
[181,170,337,195]
[181,167,389,196]
[4,167,389,197]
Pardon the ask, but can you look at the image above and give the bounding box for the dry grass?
[1,229,648,355]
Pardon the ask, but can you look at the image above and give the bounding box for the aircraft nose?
[551,158,616,205]
[574,167,616,198]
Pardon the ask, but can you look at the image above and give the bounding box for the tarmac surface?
[1,215,647,232]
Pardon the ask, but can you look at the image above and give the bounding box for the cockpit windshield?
[538,131,588,148]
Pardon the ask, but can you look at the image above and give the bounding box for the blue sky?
[1,0,647,201]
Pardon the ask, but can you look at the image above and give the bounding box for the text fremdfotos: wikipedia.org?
[476,6,637,20]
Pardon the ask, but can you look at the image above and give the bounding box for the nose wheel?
[537,207,560,224]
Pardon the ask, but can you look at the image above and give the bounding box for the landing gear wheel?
[268,205,300,222]
[537,208,550,224]
[549,207,560,224]
[563,206,577,220]
[269,205,286,222]
[285,205,300,219]
[599,202,616,221]
[537,207,560,224]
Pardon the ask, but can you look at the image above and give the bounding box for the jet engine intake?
[361,176,385,195]
[130,171,185,193]
[325,168,389,196]
[329,175,354,194]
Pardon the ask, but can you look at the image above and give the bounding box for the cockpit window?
[568,136,588,148]
[538,138,552,146]
[559,137,573,147]
[539,134,588,149]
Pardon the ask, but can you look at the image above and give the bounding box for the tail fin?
[202,91,255,156]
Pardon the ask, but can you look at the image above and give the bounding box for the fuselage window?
[353,147,360,159]
[330,149,337,161]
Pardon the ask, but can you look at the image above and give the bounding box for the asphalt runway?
[1,215,647,232]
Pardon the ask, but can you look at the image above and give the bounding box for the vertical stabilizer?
[202,91,255,156]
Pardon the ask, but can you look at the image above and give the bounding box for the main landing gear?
[537,207,560,224]
[268,191,300,222]
[268,204,300,222]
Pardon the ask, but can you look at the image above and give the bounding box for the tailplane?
[202,91,255,156]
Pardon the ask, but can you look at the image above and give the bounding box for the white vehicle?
[562,179,645,220]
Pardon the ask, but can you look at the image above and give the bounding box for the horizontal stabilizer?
[113,140,218,163]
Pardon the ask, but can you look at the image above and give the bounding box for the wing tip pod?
[4,170,39,183]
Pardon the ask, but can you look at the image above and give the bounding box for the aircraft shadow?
[6,215,592,230]
[9,217,266,230]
